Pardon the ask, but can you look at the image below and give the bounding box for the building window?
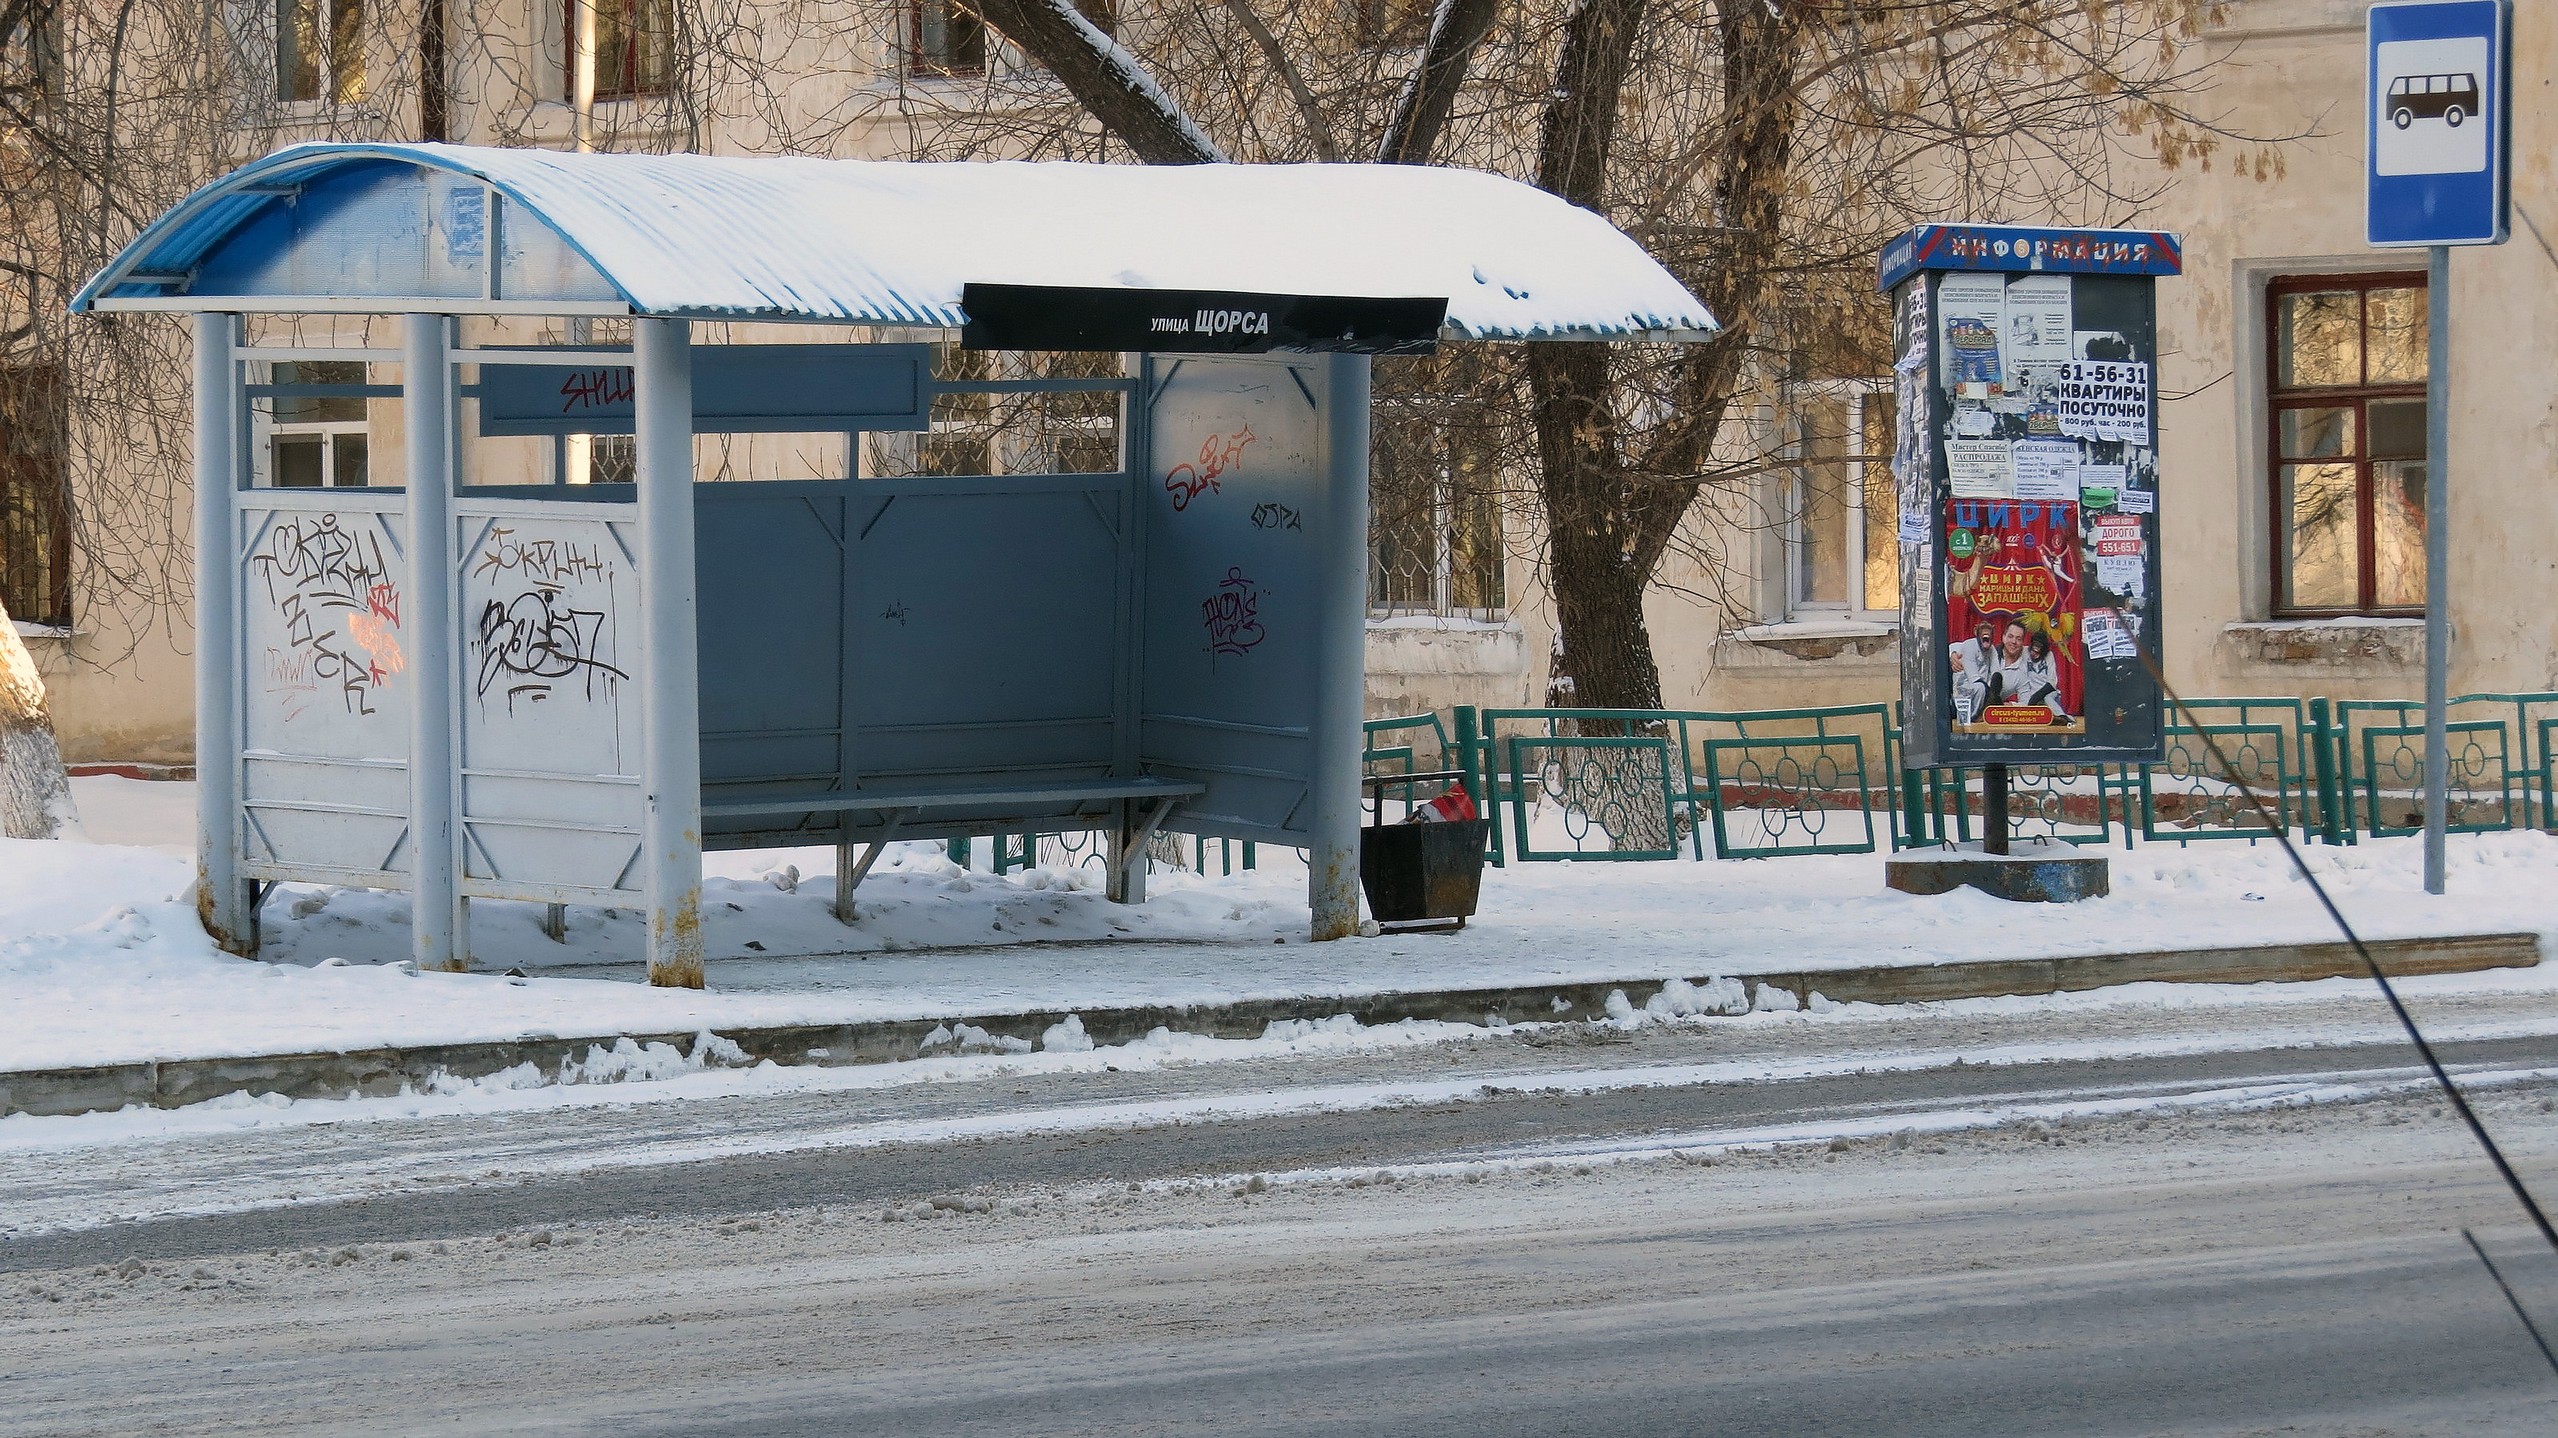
[0,363,70,628]
[1786,382,1897,621]
[909,0,986,77]
[565,0,676,100]
[268,361,371,488]
[277,0,364,104]
[2268,273,2428,614]
[1369,422,1503,619]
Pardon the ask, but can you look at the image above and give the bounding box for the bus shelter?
[76,144,1714,987]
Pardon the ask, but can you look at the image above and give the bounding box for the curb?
[0,930,2536,1120]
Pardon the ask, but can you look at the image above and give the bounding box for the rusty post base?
[1886,839,2110,904]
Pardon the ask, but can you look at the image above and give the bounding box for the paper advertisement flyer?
[1944,498,2084,735]
[2011,441,2082,500]
[2052,360,2150,443]
[2002,275,2074,367]
[1937,274,2007,391]
[1946,439,2015,498]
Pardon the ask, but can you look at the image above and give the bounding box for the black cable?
[2121,630,2558,1260]
[2465,1229,2558,1379]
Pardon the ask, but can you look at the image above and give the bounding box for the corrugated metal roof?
[74,143,1716,341]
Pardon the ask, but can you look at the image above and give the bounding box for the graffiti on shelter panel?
[1165,426,1256,511]
[250,513,405,721]
[1202,567,1266,658]
[469,527,630,715]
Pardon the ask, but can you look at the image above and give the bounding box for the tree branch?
[1375,0,1498,165]
[973,0,1227,164]
[1221,0,1339,162]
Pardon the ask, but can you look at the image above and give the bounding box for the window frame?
[1782,378,1897,625]
[907,0,988,78]
[1367,417,1505,622]
[562,0,678,102]
[2264,270,2430,617]
[257,361,376,490]
[275,0,364,105]
[0,362,71,630]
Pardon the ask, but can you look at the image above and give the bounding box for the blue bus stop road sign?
[2368,0,2510,247]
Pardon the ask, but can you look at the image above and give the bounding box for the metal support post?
[1982,763,2010,856]
[192,314,251,954]
[1308,353,1371,940]
[635,318,705,988]
[2422,244,2451,894]
[402,314,464,972]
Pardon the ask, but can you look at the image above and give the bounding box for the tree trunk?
[0,594,83,841]
[972,0,1226,164]
[1523,0,1653,711]
[1527,342,1661,713]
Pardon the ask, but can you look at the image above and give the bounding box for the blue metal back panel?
[1137,355,1328,840]
[692,477,1127,838]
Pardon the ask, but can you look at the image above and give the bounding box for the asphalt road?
[6,1030,2555,1272]
[6,1016,2558,1435]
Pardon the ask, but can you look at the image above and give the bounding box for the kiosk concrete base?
[1886,839,2111,903]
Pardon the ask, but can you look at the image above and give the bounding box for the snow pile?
[6,775,2558,1083]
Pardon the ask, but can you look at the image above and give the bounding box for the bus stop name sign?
[2367,0,2510,247]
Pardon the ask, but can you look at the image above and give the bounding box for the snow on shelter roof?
[73,143,1717,342]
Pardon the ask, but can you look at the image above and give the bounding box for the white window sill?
[2221,618,2428,666]
[1720,619,1899,666]
[11,620,76,642]
[1366,614,1515,632]
[2225,617,2425,631]
[1729,619,1898,642]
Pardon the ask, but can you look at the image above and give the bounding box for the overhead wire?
[2117,627,2558,1372]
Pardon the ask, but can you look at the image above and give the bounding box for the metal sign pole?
[2422,243,2451,893]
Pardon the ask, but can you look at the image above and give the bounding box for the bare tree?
[926,0,2281,709]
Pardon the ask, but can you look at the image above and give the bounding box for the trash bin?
[1359,817,1491,928]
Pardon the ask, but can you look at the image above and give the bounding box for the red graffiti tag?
[558,367,636,413]
[1165,426,1257,511]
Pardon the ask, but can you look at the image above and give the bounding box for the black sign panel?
[960,284,1447,355]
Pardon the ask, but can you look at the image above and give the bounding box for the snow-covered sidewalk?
[3,776,2555,1076]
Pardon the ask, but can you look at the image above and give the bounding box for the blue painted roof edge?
[71,143,643,314]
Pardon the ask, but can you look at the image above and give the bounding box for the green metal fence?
[944,690,2558,876]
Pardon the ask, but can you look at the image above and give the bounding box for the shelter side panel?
[236,494,414,885]
[455,501,645,902]
[695,488,851,835]
[1138,355,1325,839]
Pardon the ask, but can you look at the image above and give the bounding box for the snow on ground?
[1,775,2554,1076]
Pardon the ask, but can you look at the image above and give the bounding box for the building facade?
[10,0,2554,762]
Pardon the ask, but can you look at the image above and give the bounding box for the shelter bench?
[701,776,1205,921]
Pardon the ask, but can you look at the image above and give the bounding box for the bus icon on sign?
[2387,71,2480,128]
[2372,35,2491,177]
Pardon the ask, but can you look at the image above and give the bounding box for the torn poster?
[2078,463,2128,510]
[2083,606,2139,661]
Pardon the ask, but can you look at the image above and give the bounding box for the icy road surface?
[5,988,2558,1434]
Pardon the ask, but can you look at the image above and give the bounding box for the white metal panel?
[455,499,646,903]
[235,492,414,884]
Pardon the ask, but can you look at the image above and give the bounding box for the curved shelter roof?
[74,143,1715,342]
